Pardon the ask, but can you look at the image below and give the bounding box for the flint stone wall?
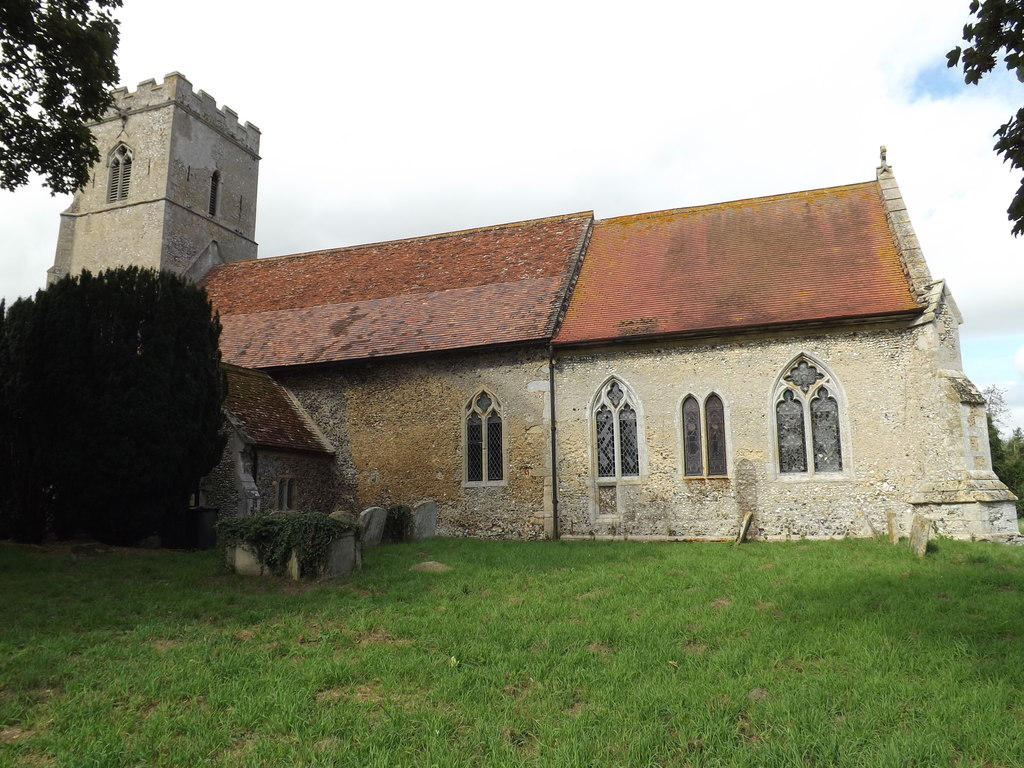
[552,313,1013,541]
[276,346,554,540]
[255,450,336,516]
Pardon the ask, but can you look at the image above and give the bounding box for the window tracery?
[107,144,133,202]
[774,358,844,475]
[466,391,503,483]
[594,379,640,479]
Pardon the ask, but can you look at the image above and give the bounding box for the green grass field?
[2,537,1023,767]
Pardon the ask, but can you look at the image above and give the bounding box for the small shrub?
[216,512,356,577]
[383,504,412,543]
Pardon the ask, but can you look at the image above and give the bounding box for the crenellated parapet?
[104,72,260,154]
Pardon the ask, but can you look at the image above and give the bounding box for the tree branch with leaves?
[0,0,122,195]
[948,0,1024,236]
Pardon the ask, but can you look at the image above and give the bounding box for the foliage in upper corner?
[0,0,122,194]
[216,512,357,577]
[947,0,1024,236]
[0,267,225,544]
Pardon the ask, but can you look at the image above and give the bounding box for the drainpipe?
[548,344,559,539]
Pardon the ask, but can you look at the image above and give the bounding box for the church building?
[50,73,1020,542]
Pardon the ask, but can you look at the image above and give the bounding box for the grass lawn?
[2,537,1024,767]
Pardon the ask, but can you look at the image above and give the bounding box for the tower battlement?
[106,72,260,154]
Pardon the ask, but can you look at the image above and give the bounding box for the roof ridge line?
[595,180,878,225]
[214,211,596,269]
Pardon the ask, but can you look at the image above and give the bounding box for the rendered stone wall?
[276,347,554,539]
[552,314,1007,541]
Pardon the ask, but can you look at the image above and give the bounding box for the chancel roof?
[202,213,593,368]
[553,180,922,345]
[223,365,332,454]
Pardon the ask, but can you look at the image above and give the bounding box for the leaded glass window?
[810,387,842,472]
[487,411,503,480]
[682,396,703,476]
[596,406,615,477]
[682,393,728,478]
[776,390,807,473]
[619,405,639,476]
[467,413,483,481]
[774,358,844,476]
[593,379,641,480]
[705,394,727,476]
[466,391,503,483]
[108,144,133,202]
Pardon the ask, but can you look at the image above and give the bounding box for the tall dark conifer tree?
[0,267,225,543]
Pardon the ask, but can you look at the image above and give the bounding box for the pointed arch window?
[107,144,133,202]
[208,170,221,216]
[466,391,503,484]
[594,379,641,479]
[774,358,844,475]
[682,393,728,477]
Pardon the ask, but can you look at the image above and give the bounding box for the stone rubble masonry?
[552,301,1017,542]
[50,72,260,286]
[254,451,336,516]
[275,346,555,540]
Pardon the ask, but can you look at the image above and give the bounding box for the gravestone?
[909,514,933,557]
[411,500,438,540]
[359,506,387,547]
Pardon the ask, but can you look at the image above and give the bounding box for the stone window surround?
[678,391,731,479]
[462,388,508,488]
[273,476,297,511]
[767,353,853,482]
[107,143,133,203]
[590,376,646,485]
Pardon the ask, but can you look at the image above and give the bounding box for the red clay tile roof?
[553,181,922,345]
[202,213,592,368]
[223,365,332,454]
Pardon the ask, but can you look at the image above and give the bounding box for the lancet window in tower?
[466,391,503,483]
[107,144,133,202]
[774,358,844,474]
[208,170,220,216]
[682,393,728,477]
[594,379,641,479]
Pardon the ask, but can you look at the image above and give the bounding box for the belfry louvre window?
[682,393,728,477]
[594,379,640,479]
[208,170,220,216]
[107,144,133,202]
[774,359,843,474]
[466,391,503,483]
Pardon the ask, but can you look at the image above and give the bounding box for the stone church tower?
[49,73,260,284]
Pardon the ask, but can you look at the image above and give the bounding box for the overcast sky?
[2,0,1022,430]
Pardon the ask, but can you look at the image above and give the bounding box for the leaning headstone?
[359,506,387,547]
[886,511,899,544]
[909,514,933,557]
[411,500,438,540]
